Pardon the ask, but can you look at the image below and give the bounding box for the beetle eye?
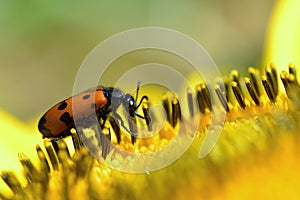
[129,100,134,106]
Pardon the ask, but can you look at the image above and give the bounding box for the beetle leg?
[112,110,131,133]
[134,112,145,119]
[135,95,149,110]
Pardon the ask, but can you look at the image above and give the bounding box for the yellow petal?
[263,0,300,70]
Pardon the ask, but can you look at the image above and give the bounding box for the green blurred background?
[0,0,274,121]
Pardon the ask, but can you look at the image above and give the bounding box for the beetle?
[38,82,148,139]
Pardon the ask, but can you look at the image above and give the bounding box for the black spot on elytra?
[82,94,91,100]
[38,116,47,131]
[60,112,72,125]
[39,115,47,125]
[38,116,52,137]
[58,101,67,110]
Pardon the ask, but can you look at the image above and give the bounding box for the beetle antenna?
[134,81,149,117]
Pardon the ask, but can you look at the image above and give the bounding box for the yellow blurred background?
[0,0,274,121]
